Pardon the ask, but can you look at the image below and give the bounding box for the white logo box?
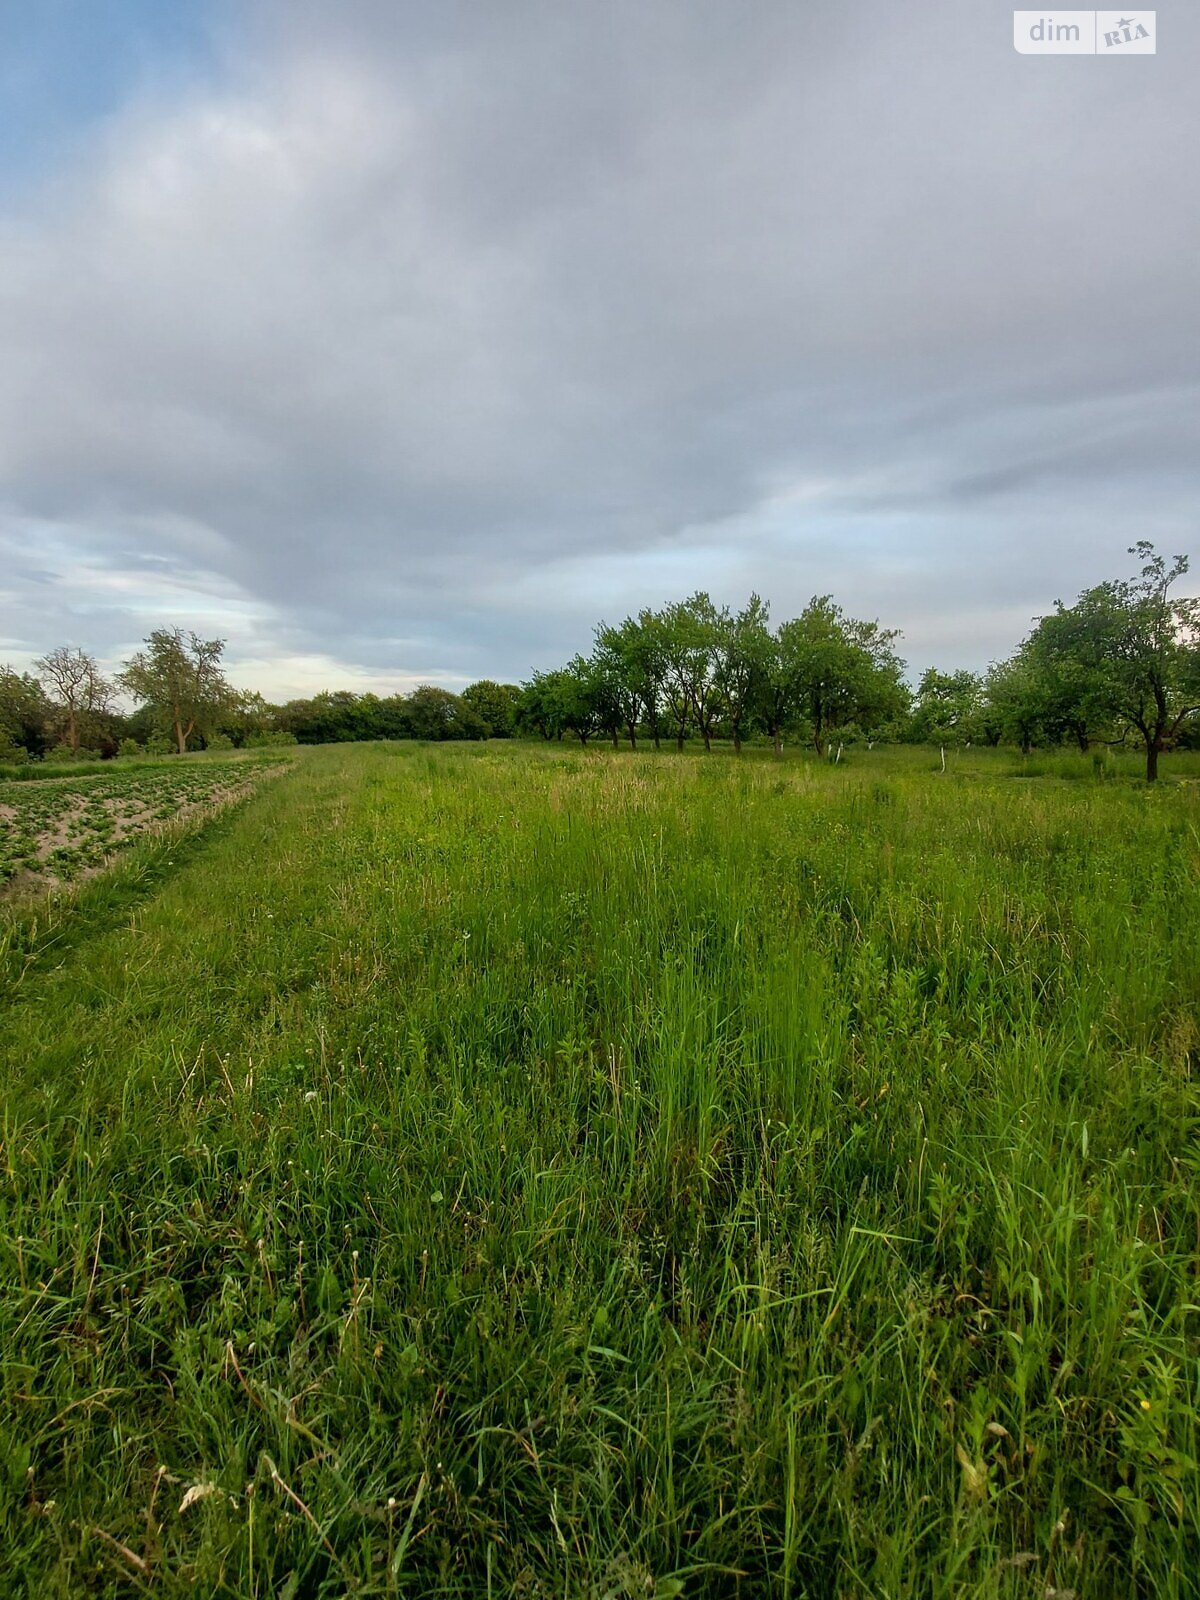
[1013,11,1156,54]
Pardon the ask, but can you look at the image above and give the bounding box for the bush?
[205,732,234,751]
[117,738,145,759]
[146,733,172,756]
[244,730,297,747]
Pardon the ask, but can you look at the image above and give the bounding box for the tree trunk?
[68,709,77,750]
[676,729,684,752]
[702,729,711,752]
[175,720,187,755]
[1075,727,1090,754]
[772,730,782,757]
[1146,742,1159,782]
[627,723,637,749]
[611,730,619,750]
[732,725,742,754]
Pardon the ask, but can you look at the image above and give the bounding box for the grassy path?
[1,742,1197,1596]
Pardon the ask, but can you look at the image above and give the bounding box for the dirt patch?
[0,762,285,897]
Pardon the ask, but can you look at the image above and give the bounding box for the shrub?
[117,738,145,759]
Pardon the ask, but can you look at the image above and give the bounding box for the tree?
[908,669,985,746]
[984,653,1051,755]
[405,686,488,741]
[716,594,772,754]
[0,667,51,756]
[516,671,573,740]
[785,597,908,756]
[657,594,725,751]
[625,611,669,749]
[461,680,519,738]
[1020,608,1111,752]
[1059,543,1200,781]
[753,627,795,758]
[36,646,112,752]
[592,623,645,748]
[558,655,619,746]
[120,629,234,754]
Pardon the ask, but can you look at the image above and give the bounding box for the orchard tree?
[120,629,234,754]
[786,597,907,755]
[516,670,573,741]
[559,655,621,746]
[1020,608,1110,752]
[753,625,796,758]
[716,594,772,754]
[627,610,669,748]
[461,679,519,738]
[1064,543,1200,781]
[909,668,985,746]
[593,622,646,748]
[657,594,726,751]
[985,653,1050,755]
[36,646,112,752]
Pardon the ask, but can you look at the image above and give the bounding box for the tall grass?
[0,742,1197,1596]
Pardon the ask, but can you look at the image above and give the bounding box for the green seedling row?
[0,759,279,889]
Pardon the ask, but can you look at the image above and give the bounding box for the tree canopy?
[120,629,234,754]
[2,543,1196,777]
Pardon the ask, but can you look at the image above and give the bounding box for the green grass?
[0,741,1197,1597]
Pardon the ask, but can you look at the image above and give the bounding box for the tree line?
[2,544,1197,780]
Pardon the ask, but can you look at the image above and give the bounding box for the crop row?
[0,760,276,888]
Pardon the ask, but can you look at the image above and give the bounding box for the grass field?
[1,741,1197,1597]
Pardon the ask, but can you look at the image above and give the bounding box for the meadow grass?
[0,741,1197,1597]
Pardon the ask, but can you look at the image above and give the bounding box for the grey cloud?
[0,0,1197,697]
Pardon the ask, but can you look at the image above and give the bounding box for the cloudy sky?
[1,1,1196,699]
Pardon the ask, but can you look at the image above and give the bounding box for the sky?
[0,0,1197,700]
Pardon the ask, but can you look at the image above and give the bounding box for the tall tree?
[1020,608,1110,752]
[0,667,51,756]
[120,629,234,754]
[716,594,772,754]
[592,623,645,748]
[629,610,669,749]
[559,655,621,747]
[753,625,796,758]
[36,646,112,752]
[909,668,985,746]
[658,594,726,751]
[984,653,1050,755]
[461,680,519,738]
[1060,543,1200,781]
[786,597,907,756]
[516,670,572,741]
